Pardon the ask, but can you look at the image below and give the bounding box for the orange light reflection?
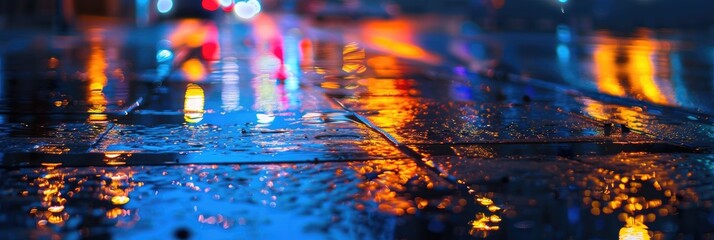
[361,20,440,65]
[184,83,206,123]
[87,30,108,120]
[591,32,677,106]
[592,35,626,97]
[181,58,207,82]
[626,37,672,105]
[580,153,694,240]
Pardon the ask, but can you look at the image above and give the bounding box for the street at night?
[0,0,713,239]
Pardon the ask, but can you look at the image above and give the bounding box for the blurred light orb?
[556,24,571,42]
[111,196,130,205]
[202,0,220,11]
[157,0,173,14]
[234,0,261,19]
[218,0,233,7]
[558,0,568,3]
[156,49,173,63]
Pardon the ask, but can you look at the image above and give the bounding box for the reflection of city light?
[33,166,69,225]
[87,30,109,123]
[182,58,207,82]
[469,195,503,237]
[581,98,644,131]
[619,217,650,240]
[367,36,439,64]
[367,56,402,76]
[111,196,130,205]
[157,0,173,14]
[102,169,140,227]
[28,167,141,230]
[579,153,692,240]
[282,31,302,105]
[592,32,676,106]
[184,83,206,123]
[234,0,261,19]
[627,39,671,105]
[88,47,107,110]
[347,79,441,218]
[593,36,626,97]
[361,20,439,64]
[221,61,240,112]
[342,42,367,74]
[252,74,286,112]
[350,160,429,216]
[253,53,281,74]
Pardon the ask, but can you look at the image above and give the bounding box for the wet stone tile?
[0,122,107,153]
[90,121,405,164]
[430,153,714,239]
[563,97,714,151]
[0,160,479,239]
[338,97,652,145]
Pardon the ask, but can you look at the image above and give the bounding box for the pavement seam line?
[89,122,115,152]
[329,97,469,192]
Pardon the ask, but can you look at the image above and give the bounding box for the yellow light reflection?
[32,165,69,226]
[361,20,440,65]
[349,159,432,216]
[468,194,503,237]
[35,145,71,155]
[580,98,646,131]
[367,36,440,64]
[111,195,130,205]
[101,168,141,229]
[342,42,367,74]
[346,77,461,220]
[104,151,130,165]
[619,216,650,240]
[27,165,142,231]
[356,78,419,120]
[87,30,108,117]
[184,83,206,123]
[580,153,696,240]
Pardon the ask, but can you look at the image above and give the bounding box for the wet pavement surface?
[0,13,713,240]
